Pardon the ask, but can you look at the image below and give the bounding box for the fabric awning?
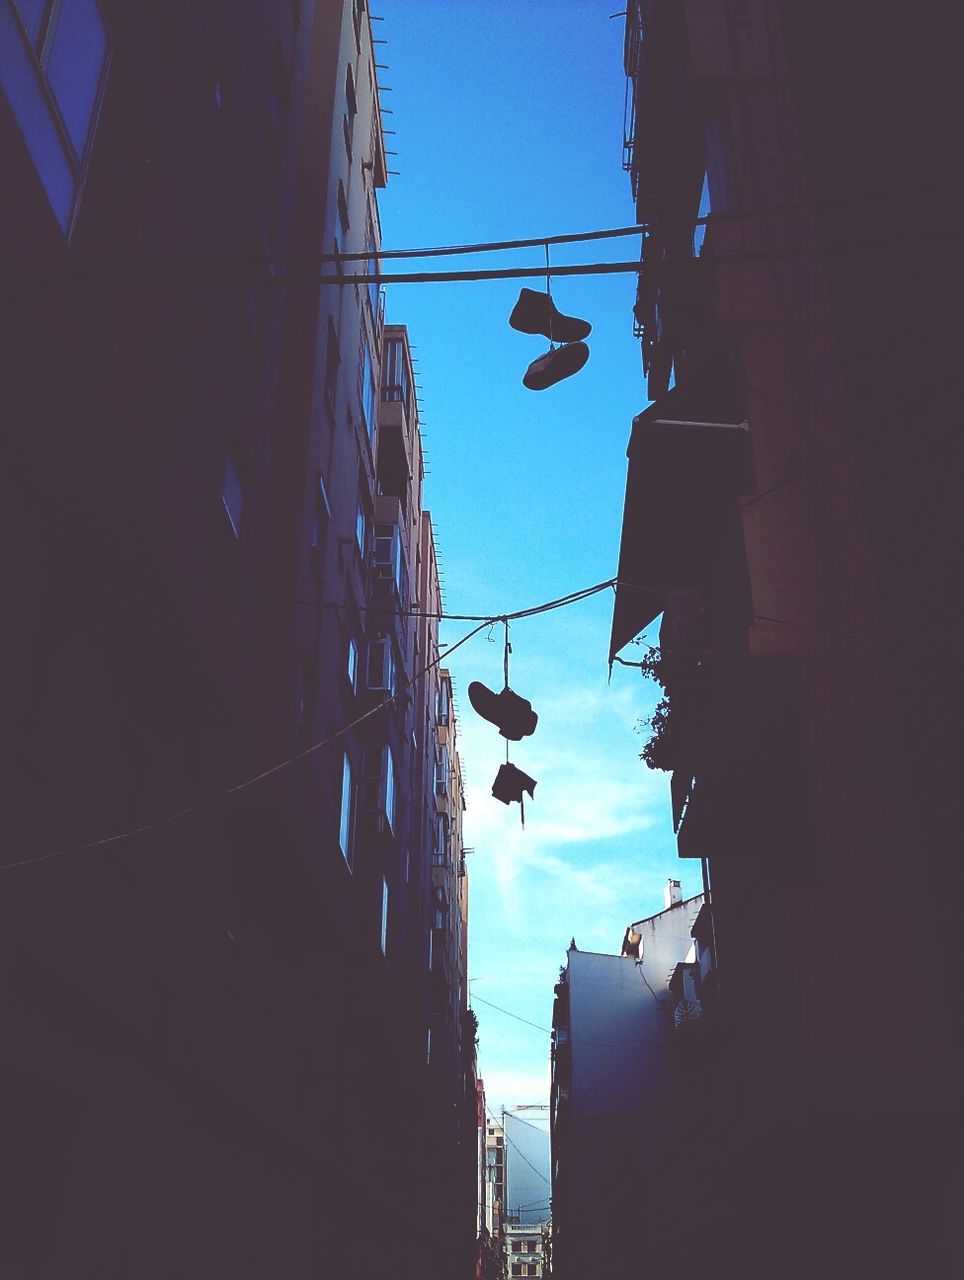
[609,384,752,662]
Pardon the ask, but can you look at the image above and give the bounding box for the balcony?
[622,0,697,218]
[377,335,416,500]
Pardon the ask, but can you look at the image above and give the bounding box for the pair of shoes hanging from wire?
[467,621,539,824]
[508,245,592,390]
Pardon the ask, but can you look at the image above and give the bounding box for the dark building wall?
[614,2,960,1274]
[0,3,474,1275]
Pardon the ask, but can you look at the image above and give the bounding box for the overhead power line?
[0,577,621,874]
[297,577,621,623]
[0,614,489,874]
[3,214,950,292]
[471,995,552,1035]
[486,1106,551,1186]
[56,193,926,272]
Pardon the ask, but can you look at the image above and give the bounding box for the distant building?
[549,884,705,1280]
[483,1117,508,1241]
[506,1222,545,1278]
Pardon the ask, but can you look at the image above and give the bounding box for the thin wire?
[0,616,491,873]
[635,958,666,1009]
[6,233,952,292]
[487,1106,551,1185]
[738,441,851,510]
[106,190,941,273]
[296,577,617,623]
[544,242,554,348]
[83,201,823,273]
[472,994,552,1035]
[0,576,626,872]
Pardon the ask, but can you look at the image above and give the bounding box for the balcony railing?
[622,0,647,196]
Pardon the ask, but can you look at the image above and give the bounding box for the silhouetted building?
[0,4,473,1276]
[611,2,960,1273]
[549,888,705,1279]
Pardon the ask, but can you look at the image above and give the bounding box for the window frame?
[4,0,112,237]
[379,875,389,956]
[338,751,356,870]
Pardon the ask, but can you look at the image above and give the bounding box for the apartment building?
[0,4,473,1275]
[506,1223,545,1278]
[610,2,959,1273]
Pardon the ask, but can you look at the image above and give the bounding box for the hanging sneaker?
[509,287,592,343]
[522,341,589,391]
[468,682,538,740]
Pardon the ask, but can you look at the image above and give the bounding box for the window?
[384,745,396,833]
[435,745,450,796]
[511,1267,522,1278]
[379,876,389,956]
[703,112,732,213]
[355,501,366,557]
[337,178,350,235]
[3,0,110,234]
[366,636,395,694]
[372,522,402,592]
[426,1026,432,1064]
[347,637,358,691]
[692,171,712,255]
[381,335,411,409]
[338,752,355,869]
[311,469,330,559]
[359,332,376,445]
[222,455,243,537]
[343,64,357,159]
[325,318,340,417]
[433,814,448,865]
[365,219,379,323]
[437,678,450,725]
[366,743,395,831]
[434,907,444,930]
[527,1266,538,1276]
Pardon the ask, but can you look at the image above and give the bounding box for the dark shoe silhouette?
[468,682,538,740]
[509,288,592,343]
[491,762,537,806]
[522,341,589,391]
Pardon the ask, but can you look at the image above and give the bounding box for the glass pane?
[0,4,75,229]
[46,0,109,158]
[222,456,243,536]
[692,171,712,255]
[13,0,49,46]
[339,754,353,865]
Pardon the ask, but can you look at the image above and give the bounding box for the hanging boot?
[468,682,538,740]
[522,341,589,391]
[509,288,592,343]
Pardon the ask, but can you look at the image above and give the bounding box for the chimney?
[664,878,682,909]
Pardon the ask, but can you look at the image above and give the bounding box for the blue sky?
[378,1,701,1116]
